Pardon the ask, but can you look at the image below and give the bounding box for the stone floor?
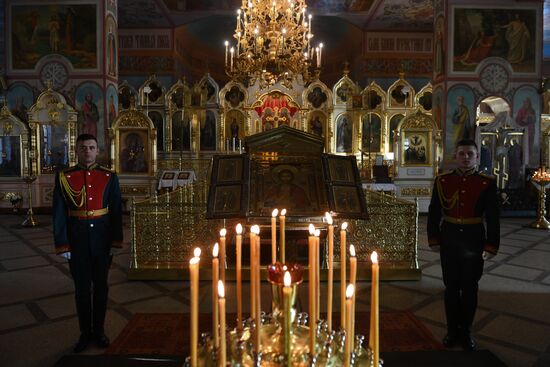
[1,214,550,367]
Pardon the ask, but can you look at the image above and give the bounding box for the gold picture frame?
[402,130,432,166]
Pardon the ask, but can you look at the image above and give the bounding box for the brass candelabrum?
[21,176,39,227]
[529,168,550,230]
[187,263,380,367]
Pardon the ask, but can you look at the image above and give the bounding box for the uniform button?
[88,185,92,188]
[89,197,92,200]
[87,172,91,176]
[462,178,466,182]
[461,190,466,193]
[460,202,464,206]
[459,228,464,232]
[90,224,94,228]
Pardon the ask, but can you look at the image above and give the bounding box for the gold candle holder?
[530,168,550,230]
[21,176,38,227]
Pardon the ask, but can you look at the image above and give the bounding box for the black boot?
[442,330,460,348]
[73,333,90,353]
[461,329,477,351]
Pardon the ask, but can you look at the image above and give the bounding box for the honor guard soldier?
[427,139,500,351]
[53,134,123,353]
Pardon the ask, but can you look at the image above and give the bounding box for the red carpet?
[106,311,442,355]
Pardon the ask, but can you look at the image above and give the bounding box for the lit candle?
[340,221,348,328]
[219,228,227,282]
[319,43,323,66]
[315,46,320,68]
[236,223,243,331]
[250,226,257,318]
[189,256,200,367]
[349,244,357,349]
[251,224,262,353]
[308,224,316,355]
[218,280,227,367]
[271,208,279,264]
[325,213,334,331]
[369,251,379,367]
[315,228,321,321]
[279,209,286,262]
[283,271,292,367]
[344,284,355,367]
[230,47,234,71]
[212,243,220,349]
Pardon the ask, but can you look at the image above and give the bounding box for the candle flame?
[341,222,348,231]
[309,223,315,235]
[346,283,355,299]
[280,208,287,216]
[325,212,333,225]
[189,257,199,265]
[272,208,279,217]
[220,228,227,237]
[217,280,225,298]
[371,251,378,264]
[251,224,260,235]
[194,247,201,257]
[314,229,320,237]
[284,271,291,287]
[349,244,356,257]
[236,223,243,234]
[212,243,219,257]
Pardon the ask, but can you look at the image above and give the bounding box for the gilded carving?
[400,110,436,130]
[400,187,431,196]
[121,186,151,195]
[117,110,151,128]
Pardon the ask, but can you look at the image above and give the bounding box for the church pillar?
[435,0,543,170]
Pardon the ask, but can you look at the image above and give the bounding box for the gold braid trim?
[436,177,458,210]
[59,172,86,208]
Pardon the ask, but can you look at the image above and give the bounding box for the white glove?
[430,245,440,252]
[59,252,71,260]
[482,251,494,261]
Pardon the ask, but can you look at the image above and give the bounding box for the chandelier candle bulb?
[271,209,278,264]
[279,209,286,263]
[236,223,243,331]
[189,256,200,367]
[218,280,227,367]
[219,228,227,282]
[212,243,220,349]
[224,41,229,65]
[344,284,355,367]
[230,47,234,71]
[340,221,348,328]
[283,271,292,367]
[369,251,380,367]
[349,244,357,347]
[325,213,334,331]
[308,224,316,355]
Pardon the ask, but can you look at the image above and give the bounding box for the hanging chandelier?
[224,0,323,89]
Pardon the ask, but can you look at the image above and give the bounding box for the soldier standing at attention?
[428,139,500,351]
[53,134,123,352]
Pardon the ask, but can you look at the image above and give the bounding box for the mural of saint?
[310,116,323,137]
[336,117,352,153]
[200,111,216,151]
[172,112,190,151]
[451,95,474,144]
[501,14,530,64]
[515,97,536,160]
[78,93,100,138]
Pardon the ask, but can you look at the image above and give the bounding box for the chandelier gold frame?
[224,0,323,89]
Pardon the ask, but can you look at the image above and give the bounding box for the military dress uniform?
[427,168,499,345]
[53,163,123,339]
